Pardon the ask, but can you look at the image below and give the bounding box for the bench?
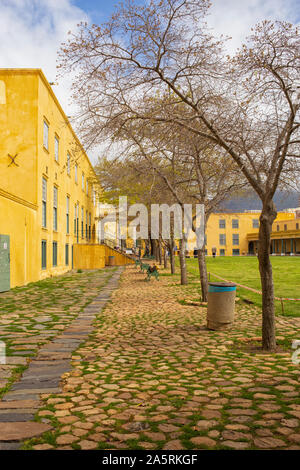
[140,262,150,272]
[145,265,159,281]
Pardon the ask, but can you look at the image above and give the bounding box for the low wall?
[73,244,106,270]
[73,244,134,270]
[105,246,135,266]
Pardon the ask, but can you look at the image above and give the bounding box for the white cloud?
[0,0,88,112]
[207,0,300,54]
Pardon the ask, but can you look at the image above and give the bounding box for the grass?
[183,256,300,317]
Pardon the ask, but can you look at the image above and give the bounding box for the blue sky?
[73,0,115,22]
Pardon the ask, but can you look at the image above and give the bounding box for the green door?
[0,235,10,293]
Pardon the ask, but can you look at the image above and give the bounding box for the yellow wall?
[186,211,296,256]
[0,69,101,288]
[105,246,135,266]
[73,244,105,270]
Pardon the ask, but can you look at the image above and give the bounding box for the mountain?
[218,190,299,212]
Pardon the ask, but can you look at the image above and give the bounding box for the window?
[42,178,47,228]
[252,219,259,228]
[67,153,71,175]
[75,164,78,183]
[232,219,239,229]
[232,249,240,256]
[81,207,84,238]
[66,196,70,234]
[232,234,239,246]
[54,136,59,162]
[220,249,225,256]
[74,204,77,235]
[53,187,58,231]
[219,234,226,245]
[65,244,69,266]
[82,173,85,191]
[86,210,88,239]
[41,240,47,269]
[89,213,91,240]
[284,224,287,231]
[277,225,280,231]
[296,223,299,230]
[86,179,89,196]
[93,190,96,207]
[52,242,58,267]
[43,120,49,150]
[219,219,226,229]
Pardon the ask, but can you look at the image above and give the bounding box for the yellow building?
[247,213,300,255]
[0,68,102,291]
[186,211,296,256]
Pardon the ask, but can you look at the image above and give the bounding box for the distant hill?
[218,190,299,212]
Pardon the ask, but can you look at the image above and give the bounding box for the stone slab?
[0,422,52,441]
[0,413,34,422]
[0,400,40,409]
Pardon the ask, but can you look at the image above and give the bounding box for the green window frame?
[52,242,58,267]
[53,186,58,231]
[66,196,70,234]
[42,178,47,228]
[41,240,47,270]
[65,244,69,266]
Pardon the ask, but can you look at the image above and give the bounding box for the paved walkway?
[16,265,300,450]
[0,267,123,449]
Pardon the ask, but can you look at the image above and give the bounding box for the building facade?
[186,211,297,256]
[247,213,300,255]
[0,69,101,291]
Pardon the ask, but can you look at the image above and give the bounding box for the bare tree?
[59,1,300,349]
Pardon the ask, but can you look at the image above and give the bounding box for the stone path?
[21,265,299,450]
[0,268,123,449]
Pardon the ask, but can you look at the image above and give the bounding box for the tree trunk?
[258,200,277,350]
[179,235,188,285]
[155,240,160,263]
[169,239,175,274]
[197,248,208,302]
[163,246,168,269]
[149,237,155,257]
[158,238,162,265]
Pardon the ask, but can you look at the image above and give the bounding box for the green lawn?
[184,256,300,317]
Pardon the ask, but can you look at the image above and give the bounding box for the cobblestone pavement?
[0,267,121,449]
[3,265,300,450]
